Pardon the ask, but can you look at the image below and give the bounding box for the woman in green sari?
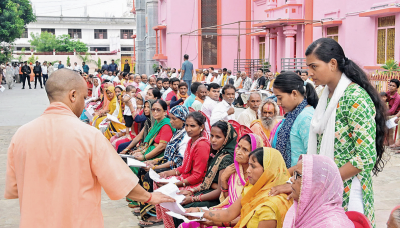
[130,99,175,174]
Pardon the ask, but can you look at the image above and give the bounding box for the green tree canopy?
[0,0,35,43]
[29,33,88,52]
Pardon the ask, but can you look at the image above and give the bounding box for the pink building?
[136,0,400,75]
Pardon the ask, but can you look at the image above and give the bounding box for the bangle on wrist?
[221,187,228,193]
[144,193,152,203]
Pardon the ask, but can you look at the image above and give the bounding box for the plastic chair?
[199,110,211,134]
[345,211,372,228]
[239,125,253,140]
[228,120,241,140]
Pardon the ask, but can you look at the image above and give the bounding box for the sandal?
[139,220,163,227]
[132,209,140,216]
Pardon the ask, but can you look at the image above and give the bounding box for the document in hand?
[127,157,147,167]
[149,169,180,183]
[155,183,204,220]
[106,113,122,124]
[386,117,398,129]
[166,211,206,223]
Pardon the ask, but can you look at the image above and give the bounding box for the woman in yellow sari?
[184,147,292,228]
[104,86,126,139]
[92,86,123,130]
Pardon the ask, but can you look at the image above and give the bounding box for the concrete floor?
[0,82,399,227]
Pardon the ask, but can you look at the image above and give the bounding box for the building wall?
[313,0,400,71]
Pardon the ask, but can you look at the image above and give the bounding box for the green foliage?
[27,54,38,64]
[152,63,158,73]
[29,33,88,52]
[66,56,71,66]
[97,57,102,69]
[77,52,96,64]
[381,59,400,74]
[0,44,13,63]
[114,58,121,67]
[0,0,35,43]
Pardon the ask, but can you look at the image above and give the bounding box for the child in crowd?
[380,92,388,104]
[123,85,137,134]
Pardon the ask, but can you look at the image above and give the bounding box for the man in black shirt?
[21,61,32,89]
[33,61,43,89]
[123,59,130,73]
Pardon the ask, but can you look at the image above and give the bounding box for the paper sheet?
[386,117,398,129]
[119,154,133,158]
[166,211,206,223]
[149,169,180,183]
[154,183,186,213]
[127,157,147,167]
[0,86,5,92]
[107,113,122,124]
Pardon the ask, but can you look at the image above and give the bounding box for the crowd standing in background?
[4,38,400,228]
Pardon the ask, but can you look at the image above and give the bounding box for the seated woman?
[270,72,318,169]
[184,147,292,228]
[79,77,102,123]
[138,111,209,227]
[104,85,126,139]
[171,121,237,228]
[110,89,143,150]
[282,155,354,228]
[92,86,123,131]
[126,99,174,175]
[179,133,264,228]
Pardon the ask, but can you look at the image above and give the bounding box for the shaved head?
[45,69,88,117]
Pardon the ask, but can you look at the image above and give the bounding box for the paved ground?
[0,83,399,227]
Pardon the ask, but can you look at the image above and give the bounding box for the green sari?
[131,117,175,175]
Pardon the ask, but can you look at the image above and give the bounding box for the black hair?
[239,134,251,146]
[208,83,221,91]
[306,37,387,175]
[184,54,189,60]
[390,79,400,88]
[170,77,180,84]
[249,147,264,167]
[126,85,135,92]
[104,61,107,64]
[162,78,170,83]
[258,68,264,73]
[302,70,308,76]
[295,70,302,75]
[223,68,227,71]
[211,121,229,137]
[122,72,128,77]
[154,99,168,111]
[157,78,163,83]
[280,70,286,73]
[265,69,270,73]
[210,67,214,71]
[186,112,206,126]
[273,71,319,109]
[102,79,110,83]
[191,82,202,94]
[379,92,387,97]
[151,88,162,99]
[221,84,236,94]
[179,81,188,88]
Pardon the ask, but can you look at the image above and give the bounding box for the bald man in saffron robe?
[4,69,174,228]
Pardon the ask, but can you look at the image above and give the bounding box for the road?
[0,82,399,227]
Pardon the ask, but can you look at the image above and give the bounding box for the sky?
[30,0,133,18]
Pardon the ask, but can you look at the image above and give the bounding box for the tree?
[97,57,102,69]
[77,52,96,64]
[66,56,71,66]
[0,44,13,63]
[27,54,38,64]
[29,33,88,52]
[29,32,58,52]
[381,59,400,74]
[0,0,35,43]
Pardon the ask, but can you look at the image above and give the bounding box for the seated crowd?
[78,38,391,228]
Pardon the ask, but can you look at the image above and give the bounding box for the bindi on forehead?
[263,104,275,112]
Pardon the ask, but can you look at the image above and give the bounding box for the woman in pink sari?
[283,154,354,228]
[179,133,264,228]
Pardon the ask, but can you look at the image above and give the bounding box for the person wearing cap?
[123,59,130,73]
[108,59,118,73]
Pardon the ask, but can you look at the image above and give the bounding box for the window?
[201,0,218,66]
[41,28,55,35]
[21,28,28,38]
[120,29,133,39]
[259,37,265,60]
[94,29,108,39]
[16,47,30,51]
[327,26,338,42]
[90,47,110,51]
[121,47,133,51]
[377,16,395,64]
[68,29,82,39]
